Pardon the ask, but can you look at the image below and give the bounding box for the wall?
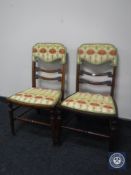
[0,0,131,119]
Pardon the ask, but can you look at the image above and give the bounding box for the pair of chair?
[7,43,118,150]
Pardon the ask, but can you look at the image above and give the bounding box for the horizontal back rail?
[80,70,112,77]
[36,67,62,73]
[79,78,112,86]
[36,75,62,81]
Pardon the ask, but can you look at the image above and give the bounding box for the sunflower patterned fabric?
[8,88,61,107]
[77,44,118,66]
[32,43,66,64]
[61,92,116,115]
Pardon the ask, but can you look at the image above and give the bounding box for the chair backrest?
[32,43,67,99]
[76,44,118,97]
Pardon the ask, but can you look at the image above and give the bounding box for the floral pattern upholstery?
[8,88,61,107]
[32,43,66,64]
[61,92,116,115]
[77,44,118,66]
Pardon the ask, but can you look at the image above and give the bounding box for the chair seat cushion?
[8,88,61,107]
[61,92,116,115]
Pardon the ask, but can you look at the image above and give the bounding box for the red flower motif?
[39,48,46,53]
[90,103,99,106]
[32,48,37,53]
[103,105,113,109]
[35,96,43,99]
[46,97,54,101]
[109,50,117,56]
[49,48,56,54]
[78,49,84,55]
[87,49,95,55]
[59,49,65,54]
[66,99,74,102]
[77,100,86,104]
[98,50,106,55]
[24,95,32,98]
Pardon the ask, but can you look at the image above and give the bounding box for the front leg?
[109,118,118,151]
[8,103,15,135]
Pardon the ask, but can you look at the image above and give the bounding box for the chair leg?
[50,110,58,145]
[36,109,40,115]
[55,109,61,144]
[76,114,81,121]
[8,103,15,135]
[109,118,118,151]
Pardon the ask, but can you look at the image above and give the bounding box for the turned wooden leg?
[55,109,61,144]
[36,109,40,115]
[8,103,15,135]
[50,110,57,145]
[76,114,81,121]
[109,118,118,151]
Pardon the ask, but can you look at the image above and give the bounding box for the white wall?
[0,0,131,119]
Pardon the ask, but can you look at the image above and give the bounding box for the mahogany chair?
[7,43,67,144]
[60,43,118,151]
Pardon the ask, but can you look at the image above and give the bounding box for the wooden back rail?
[35,75,62,81]
[80,70,113,77]
[79,78,112,86]
[36,67,62,73]
[76,64,117,97]
[32,61,66,100]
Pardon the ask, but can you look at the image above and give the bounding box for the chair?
[7,43,67,144]
[60,43,118,151]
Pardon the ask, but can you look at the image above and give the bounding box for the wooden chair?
[60,43,118,151]
[7,43,67,144]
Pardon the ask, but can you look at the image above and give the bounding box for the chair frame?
[7,43,66,144]
[59,44,118,151]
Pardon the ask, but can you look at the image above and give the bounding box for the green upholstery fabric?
[32,43,66,64]
[8,88,61,107]
[61,92,116,115]
[77,44,118,66]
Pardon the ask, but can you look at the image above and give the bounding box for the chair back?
[76,44,118,97]
[32,43,67,99]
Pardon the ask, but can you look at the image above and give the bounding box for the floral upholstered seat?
[61,92,116,115]
[8,88,61,107]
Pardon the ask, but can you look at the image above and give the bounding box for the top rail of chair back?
[77,43,118,66]
[32,43,66,64]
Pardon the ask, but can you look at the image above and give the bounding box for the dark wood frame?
[7,57,66,144]
[60,61,118,151]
